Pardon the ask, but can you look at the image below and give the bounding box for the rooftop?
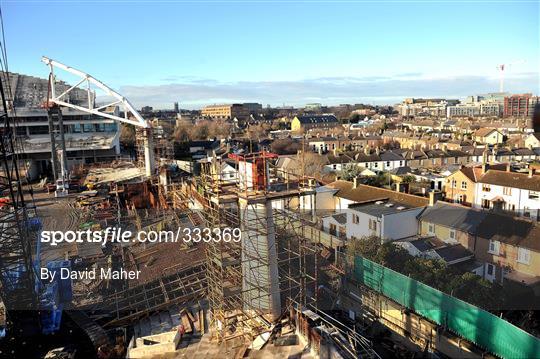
[419,202,540,251]
[350,200,413,217]
[326,180,429,208]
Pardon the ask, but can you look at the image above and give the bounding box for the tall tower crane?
[41,57,156,178]
[496,60,525,93]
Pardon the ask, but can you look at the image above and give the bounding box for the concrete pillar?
[144,129,155,177]
[239,197,281,321]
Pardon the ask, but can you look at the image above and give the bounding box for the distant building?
[504,94,539,117]
[305,103,322,111]
[291,114,339,132]
[399,98,458,117]
[141,106,153,113]
[201,104,248,120]
[0,73,120,180]
[446,94,504,118]
[174,102,179,113]
[242,103,263,114]
[473,128,504,145]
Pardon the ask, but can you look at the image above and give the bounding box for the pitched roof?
[512,147,535,155]
[418,202,540,251]
[326,180,429,208]
[474,128,500,137]
[460,166,483,182]
[479,169,540,191]
[433,244,473,263]
[332,213,347,224]
[296,114,338,124]
[379,151,405,161]
[419,202,486,234]
[326,154,353,164]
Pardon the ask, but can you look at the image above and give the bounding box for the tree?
[346,236,380,262]
[338,164,364,181]
[401,175,416,184]
[271,138,301,155]
[297,152,327,179]
[190,121,210,140]
[174,122,191,142]
[119,124,136,148]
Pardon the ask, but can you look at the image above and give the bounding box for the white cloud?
[110,72,539,110]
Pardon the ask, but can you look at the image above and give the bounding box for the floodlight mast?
[41,56,155,177]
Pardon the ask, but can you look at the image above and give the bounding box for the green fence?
[354,256,540,359]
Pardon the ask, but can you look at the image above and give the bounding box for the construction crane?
[496,60,525,92]
[41,57,156,179]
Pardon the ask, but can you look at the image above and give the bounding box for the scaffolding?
[174,152,320,353]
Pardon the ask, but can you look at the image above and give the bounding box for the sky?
[3,0,540,109]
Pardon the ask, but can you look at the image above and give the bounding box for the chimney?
[353,177,359,189]
[428,190,441,206]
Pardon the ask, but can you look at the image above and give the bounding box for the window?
[451,179,457,188]
[386,161,390,167]
[329,223,337,236]
[503,187,512,196]
[529,191,539,199]
[83,123,94,132]
[481,199,491,209]
[15,126,27,136]
[461,181,467,190]
[428,223,435,235]
[352,214,359,224]
[488,240,500,255]
[28,125,49,135]
[486,263,494,276]
[482,184,491,192]
[104,123,118,132]
[517,247,531,265]
[369,219,377,231]
[449,229,456,241]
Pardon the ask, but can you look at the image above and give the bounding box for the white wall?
[381,208,424,241]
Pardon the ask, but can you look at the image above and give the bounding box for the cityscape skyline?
[4,1,540,109]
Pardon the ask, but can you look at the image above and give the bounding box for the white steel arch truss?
[41,56,149,129]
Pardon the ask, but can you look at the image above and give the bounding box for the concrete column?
[144,129,155,177]
[239,198,281,321]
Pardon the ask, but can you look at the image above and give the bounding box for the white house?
[525,133,540,149]
[473,168,540,221]
[473,128,504,145]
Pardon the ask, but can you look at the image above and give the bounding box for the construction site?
[2,54,540,358]
[0,57,391,359]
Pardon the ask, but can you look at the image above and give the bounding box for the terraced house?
[418,202,540,295]
[474,167,540,221]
